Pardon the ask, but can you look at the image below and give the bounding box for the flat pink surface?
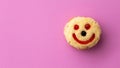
[0,0,120,68]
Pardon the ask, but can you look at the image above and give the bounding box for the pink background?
[0,0,120,68]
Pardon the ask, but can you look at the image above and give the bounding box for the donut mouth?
[72,33,95,44]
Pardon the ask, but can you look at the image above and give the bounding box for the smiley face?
[64,17,101,49]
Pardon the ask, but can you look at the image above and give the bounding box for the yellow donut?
[64,17,101,50]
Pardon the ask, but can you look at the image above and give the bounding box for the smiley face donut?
[64,17,101,50]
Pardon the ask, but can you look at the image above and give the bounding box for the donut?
[64,17,101,50]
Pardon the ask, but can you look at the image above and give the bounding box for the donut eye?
[85,23,91,30]
[74,24,79,30]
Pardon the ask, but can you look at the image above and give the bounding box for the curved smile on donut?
[72,33,95,44]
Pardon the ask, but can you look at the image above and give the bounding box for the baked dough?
[64,17,101,50]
